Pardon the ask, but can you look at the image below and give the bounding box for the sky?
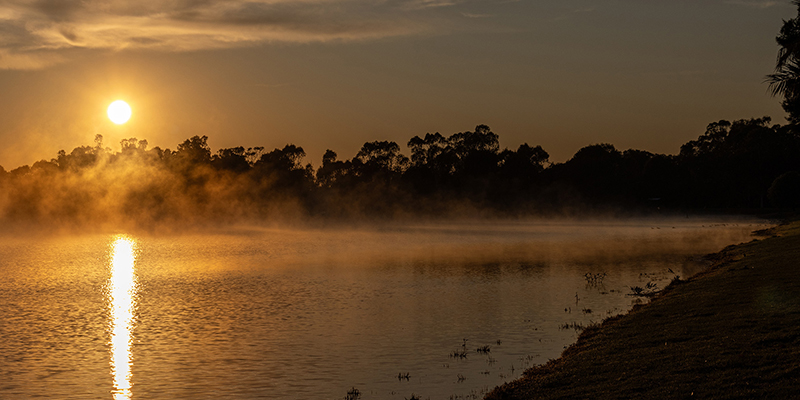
[0,0,795,169]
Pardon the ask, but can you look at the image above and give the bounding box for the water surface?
[0,218,769,399]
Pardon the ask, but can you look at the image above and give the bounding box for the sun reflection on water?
[107,235,138,400]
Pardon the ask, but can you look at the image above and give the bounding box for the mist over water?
[0,217,770,399]
[3,117,798,234]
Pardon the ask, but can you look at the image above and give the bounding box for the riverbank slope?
[486,220,800,399]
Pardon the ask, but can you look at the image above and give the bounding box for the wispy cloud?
[461,12,494,18]
[0,0,462,69]
[723,0,780,8]
[401,0,460,10]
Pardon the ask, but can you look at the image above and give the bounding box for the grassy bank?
[486,220,800,399]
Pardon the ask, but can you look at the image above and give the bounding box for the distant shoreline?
[485,217,800,399]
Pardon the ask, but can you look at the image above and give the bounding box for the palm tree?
[766,1,800,123]
[766,59,800,99]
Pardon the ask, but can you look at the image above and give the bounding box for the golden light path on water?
[108,236,138,400]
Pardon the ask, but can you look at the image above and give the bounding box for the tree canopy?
[0,121,797,231]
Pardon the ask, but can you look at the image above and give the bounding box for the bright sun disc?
[108,100,132,125]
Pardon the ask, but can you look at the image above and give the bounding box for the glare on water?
[107,236,138,400]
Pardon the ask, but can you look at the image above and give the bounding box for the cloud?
[461,12,494,18]
[0,48,65,69]
[723,0,780,8]
[0,0,459,69]
[401,0,460,10]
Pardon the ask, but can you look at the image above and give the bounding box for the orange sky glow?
[0,0,793,169]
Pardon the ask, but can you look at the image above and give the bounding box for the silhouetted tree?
[487,143,550,210]
[450,124,500,176]
[679,117,800,208]
[500,144,549,176]
[340,141,412,215]
[405,133,458,195]
[252,144,315,207]
[408,132,450,167]
[353,141,409,180]
[174,135,212,165]
[562,143,623,202]
[212,146,251,173]
[679,120,733,157]
[120,138,148,154]
[257,145,306,171]
[9,165,30,177]
[450,124,500,155]
[246,147,265,165]
[640,154,688,207]
[766,1,800,124]
[768,171,800,208]
[3,116,800,229]
[444,125,501,203]
[316,150,353,188]
[56,146,100,171]
[31,159,59,175]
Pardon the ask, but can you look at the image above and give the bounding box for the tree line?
[0,118,798,230]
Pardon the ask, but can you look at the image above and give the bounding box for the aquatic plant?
[345,387,361,400]
[559,322,586,331]
[584,272,607,286]
[629,281,659,297]
[450,349,468,359]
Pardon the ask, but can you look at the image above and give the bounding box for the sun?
[107,100,132,125]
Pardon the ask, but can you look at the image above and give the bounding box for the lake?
[0,217,769,399]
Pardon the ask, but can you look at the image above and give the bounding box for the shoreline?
[485,218,800,399]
